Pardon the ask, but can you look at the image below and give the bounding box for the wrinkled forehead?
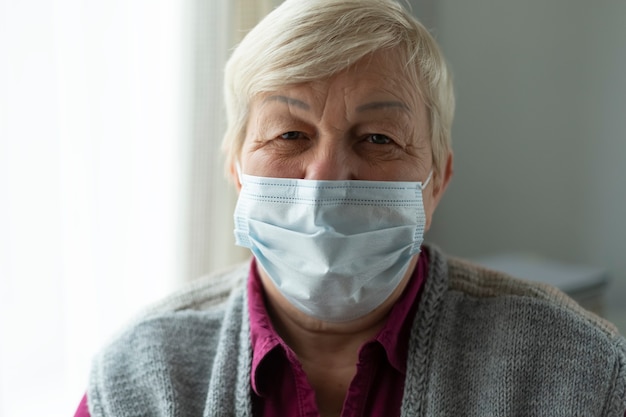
[247,50,426,118]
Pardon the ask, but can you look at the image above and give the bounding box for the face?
[234,49,452,231]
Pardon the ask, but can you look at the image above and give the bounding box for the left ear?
[229,161,242,192]
[424,151,454,231]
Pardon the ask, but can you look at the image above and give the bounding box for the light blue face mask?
[234,172,431,322]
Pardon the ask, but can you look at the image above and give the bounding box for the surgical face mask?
[233,172,431,322]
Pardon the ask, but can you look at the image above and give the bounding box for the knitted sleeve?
[606,337,626,416]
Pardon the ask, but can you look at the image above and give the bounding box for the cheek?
[240,145,304,178]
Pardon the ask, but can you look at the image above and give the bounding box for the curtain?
[0,0,282,415]
[186,0,282,281]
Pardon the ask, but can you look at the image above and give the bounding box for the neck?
[258,254,417,363]
[258,257,416,416]
[267,301,385,364]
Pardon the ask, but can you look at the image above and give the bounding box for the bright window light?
[0,0,191,415]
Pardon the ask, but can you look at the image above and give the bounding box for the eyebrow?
[356,101,411,113]
[263,96,410,114]
[264,95,310,110]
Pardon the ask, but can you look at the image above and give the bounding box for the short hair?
[222,0,454,178]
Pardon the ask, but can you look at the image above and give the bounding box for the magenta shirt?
[248,254,427,417]
[75,254,428,417]
[74,394,89,417]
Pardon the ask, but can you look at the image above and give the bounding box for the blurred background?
[0,0,624,415]
[416,0,626,332]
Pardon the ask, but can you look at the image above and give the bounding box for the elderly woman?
[76,0,626,416]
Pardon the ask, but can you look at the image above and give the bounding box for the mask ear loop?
[421,170,434,190]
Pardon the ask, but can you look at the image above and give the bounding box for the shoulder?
[102,261,250,348]
[139,261,250,316]
[87,262,251,416]
[422,247,626,415]
[97,260,250,356]
[445,254,619,336]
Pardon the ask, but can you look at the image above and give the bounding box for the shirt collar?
[247,252,429,394]
[247,258,282,396]
[374,252,428,373]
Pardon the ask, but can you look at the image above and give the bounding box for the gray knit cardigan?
[87,246,626,416]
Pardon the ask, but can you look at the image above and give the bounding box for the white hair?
[222,0,454,177]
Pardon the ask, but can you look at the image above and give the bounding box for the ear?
[229,161,242,192]
[432,151,454,206]
[424,151,453,231]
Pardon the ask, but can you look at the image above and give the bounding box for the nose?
[304,146,355,181]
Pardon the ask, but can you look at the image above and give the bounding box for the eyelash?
[366,134,392,145]
[279,131,395,145]
[280,131,303,140]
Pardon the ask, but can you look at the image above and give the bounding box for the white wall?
[414,1,626,328]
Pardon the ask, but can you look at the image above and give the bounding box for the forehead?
[251,49,425,117]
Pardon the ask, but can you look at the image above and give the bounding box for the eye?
[280,131,304,140]
[366,134,392,145]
